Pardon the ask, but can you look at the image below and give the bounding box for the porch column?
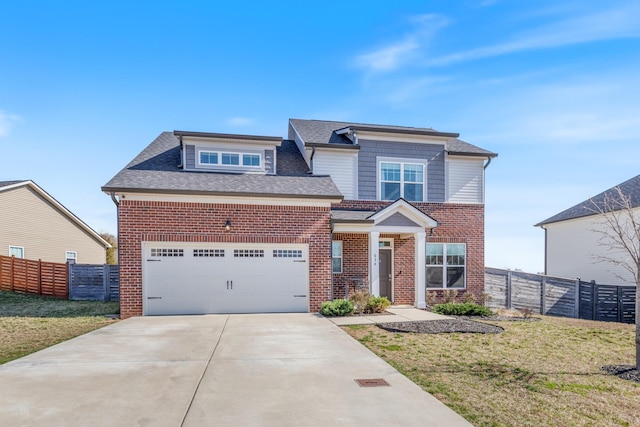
[415,231,427,309]
[369,231,380,296]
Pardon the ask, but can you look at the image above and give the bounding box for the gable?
[377,212,421,227]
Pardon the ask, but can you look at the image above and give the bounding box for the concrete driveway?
[0,314,471,427]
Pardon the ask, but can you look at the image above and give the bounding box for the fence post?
[573,280,580,319]
[541,276,547,315]
[506,271,512,309]
[591,282,597,320]
[103,264,109,302]
[10,256,14,292]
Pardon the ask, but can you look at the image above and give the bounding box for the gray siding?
[357,139,445,202]
[378,212,420,227]
[186,144,196,169]
[265,149,275,174]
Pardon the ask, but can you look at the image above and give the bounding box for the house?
[103,119,497,318]
[536,175,640,285]
[0,180,111,264]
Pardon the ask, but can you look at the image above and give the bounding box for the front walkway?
[328,305,451,326]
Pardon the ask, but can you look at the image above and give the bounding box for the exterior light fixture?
[225,219,232,231]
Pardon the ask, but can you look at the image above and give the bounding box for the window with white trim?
[9,246,24,258]
[332,241,342,273]
[65,251,77,264]
[198,150,261,168]
[380,161,424,201]
[426,243,466,289]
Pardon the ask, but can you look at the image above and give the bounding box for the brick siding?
[118,200,332,318]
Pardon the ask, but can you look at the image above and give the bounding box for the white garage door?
[143,242,309,315]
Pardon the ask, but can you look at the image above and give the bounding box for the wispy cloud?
[354,14,449,73]
[0,110,21,137]
[429,2,640,66]
[226,117,255,127]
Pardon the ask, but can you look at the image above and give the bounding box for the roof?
[535,174,640,226]
[102,132,343,200]
[289,118,497,158]
[0,180,111,248]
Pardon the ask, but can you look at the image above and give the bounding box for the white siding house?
[536,174,640,286]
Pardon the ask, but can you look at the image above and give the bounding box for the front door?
[379,248,392,301]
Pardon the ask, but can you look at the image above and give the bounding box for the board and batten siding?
[357,139,445,202]
[312,151,356,199]
[0,186,106,264]
[544,214,636,285]
[446,156,484,203]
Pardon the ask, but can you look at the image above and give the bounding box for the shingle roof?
[289,118,497,157]
[102,132,342,199]
[0,180,28,189]
[535,174,640,226]
[330,209,376,222]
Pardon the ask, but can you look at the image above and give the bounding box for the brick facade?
[118,199,332,318]
[333,200,485,305]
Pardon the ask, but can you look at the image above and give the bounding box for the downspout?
[309,146,316,174]
[483,156,493,170]
[110,192,120,264]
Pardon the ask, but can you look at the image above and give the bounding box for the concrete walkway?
[0,313,471,427]
[329,305,452,326]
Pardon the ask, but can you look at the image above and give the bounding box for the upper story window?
[65,251,77,264]
[198,150,261,168]
[380,161,424,202]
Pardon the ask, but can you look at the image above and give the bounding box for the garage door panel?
[144,243,309,315]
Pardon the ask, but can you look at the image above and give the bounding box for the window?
[9,246,24,258]
[273,249,303,258]
[234,249,264,258]
[243,154,260,167]
[193,249,225,257]
[200,152,219,165]
[426,243,466,289]
[332,241,342,273]
[65,251,77,264]
[222,153,240,165]
[380,162,424,201]
[150,248,184,257]
[198,150,261,168]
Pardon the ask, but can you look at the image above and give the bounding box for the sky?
[1,1,639,273]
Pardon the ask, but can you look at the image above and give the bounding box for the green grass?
[344,316,639,427]
[0,291,119,364]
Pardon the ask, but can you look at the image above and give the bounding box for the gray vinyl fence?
[485,267,635,324]
[68,264,119,302]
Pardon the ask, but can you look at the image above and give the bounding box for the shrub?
[442,289,459,303]
[432,302,492,317]
[320,299,354,317]
[349,290,371,315]
[366,296,391,313]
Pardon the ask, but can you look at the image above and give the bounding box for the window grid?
[234,249,264,258]
[380,161,425,202]
[273,249,303,258]
[332,241,343,273]
[150,248,184,257]
[198,150,261,168]
[426,243,466,289]
[193,249,225,257]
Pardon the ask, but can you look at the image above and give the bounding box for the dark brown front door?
[379,248,392,301]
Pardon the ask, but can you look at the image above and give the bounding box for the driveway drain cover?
[354,378,390,387]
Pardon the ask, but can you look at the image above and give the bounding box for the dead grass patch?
[343,316,639,427]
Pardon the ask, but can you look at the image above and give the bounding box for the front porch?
[330,199,437,309]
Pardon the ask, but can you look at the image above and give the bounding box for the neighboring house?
[103,119,497,318]
[0,180,111,264]
[535,174,640,285]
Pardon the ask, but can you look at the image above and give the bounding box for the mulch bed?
[378,318,504,334]
[601,365,640,383]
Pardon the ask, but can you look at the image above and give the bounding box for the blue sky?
[2,1,639,273]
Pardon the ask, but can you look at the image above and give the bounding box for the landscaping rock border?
[601,365,640,383]
[378,318,504,334]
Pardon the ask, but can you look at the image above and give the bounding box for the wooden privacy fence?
[0,255,68,298]
[68,264,119,302]
[485,267,636,324]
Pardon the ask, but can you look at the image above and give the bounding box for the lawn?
[343,316,640,427]
[0,291,119,364]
